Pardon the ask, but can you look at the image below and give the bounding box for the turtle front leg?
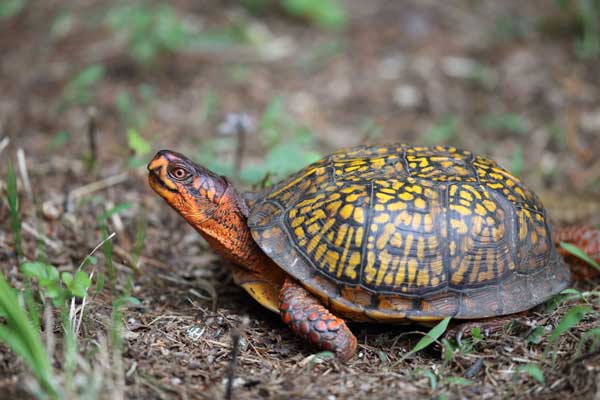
[279,277,357,362]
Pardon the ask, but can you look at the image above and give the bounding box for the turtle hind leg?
[279,277,357,362]
[554,225,600,281]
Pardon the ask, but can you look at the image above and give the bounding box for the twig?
[78,232,116,271]
[69,232,117,337]
[87,107,98,169]
[44,303,55,364]
[465,358,485,379]
[17,148,33,200]
[21,222,62,251]
[74,281,90,337]
[218,113,254,182]
[64,172,129,206]
[0,137,9,156]
[234,120,246,182]
[225,328,241,400]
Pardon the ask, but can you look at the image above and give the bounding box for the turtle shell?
[248,144,570,322]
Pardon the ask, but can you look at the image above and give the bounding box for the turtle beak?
[147,151,178,192]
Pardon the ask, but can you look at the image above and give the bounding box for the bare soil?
[1,1,599,399]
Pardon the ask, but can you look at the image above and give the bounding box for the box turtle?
[148,144,583,361]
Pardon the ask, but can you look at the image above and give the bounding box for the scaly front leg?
[279,277,357,361]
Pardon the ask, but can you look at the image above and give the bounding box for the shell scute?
[248,144,569,320]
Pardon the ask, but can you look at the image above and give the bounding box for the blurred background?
[1,1,600,398]
[1,0,599,198]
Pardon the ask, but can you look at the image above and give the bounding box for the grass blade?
[404,317,452,359]
[545,305,592,363]
[0,273,57,398]
[560,242,600,272]
[549,305,592,343]
[517,363,545,384]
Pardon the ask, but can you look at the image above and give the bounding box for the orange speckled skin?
[148,150,270,273]
[280,277,357,361]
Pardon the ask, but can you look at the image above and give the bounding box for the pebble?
[393,84,422,109]
[187,326,205,341]
[441,56,477,79]
[377,55,406,80]
[42,201,62,220]
[580,110,600,134]
[290,91,316,115]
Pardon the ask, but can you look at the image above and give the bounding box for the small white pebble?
[393,84,422,109]
[171,378,182,385]
[441,56,477,79]
[187,326,205,341]
[218,113,254,136]
[377,55,406,80]
[540,153,557,175]
[580,109,600,133]
[42,201,61,220]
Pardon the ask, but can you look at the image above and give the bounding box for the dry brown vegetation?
[1,1,600,399]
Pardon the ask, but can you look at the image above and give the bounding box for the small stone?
[377,55,406,80]
[187,326,205,341]
[581,110,600,134]
[238,335,249,352]
[171,377,182,385]
[393,84,422,109]
[123,330,139,340]
[290,91,316,115]
[42,201,62,220]
[411,56,434,78]
[222,377,245,389]
[441,56,477,79]
[540,153,558,175]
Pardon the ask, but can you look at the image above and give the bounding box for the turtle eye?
[169,166,189,181]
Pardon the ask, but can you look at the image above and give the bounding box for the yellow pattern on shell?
[249,144,553,298]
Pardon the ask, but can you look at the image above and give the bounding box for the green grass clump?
[480,113,530,136]
[58,64,105,111]
[0,175,144,398]
[0,0,25,19]
[281,0,346,30]
[105,3,197,65]
[241,0,346,30]
[0,273,58,398]
[421,116,459,146]
[545,0,600,59]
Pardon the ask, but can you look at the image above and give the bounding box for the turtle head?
[148,149,282,293]
[147,150,229,227]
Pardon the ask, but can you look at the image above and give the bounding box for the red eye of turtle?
[171,167,188,180]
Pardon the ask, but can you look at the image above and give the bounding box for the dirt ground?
[1,0,600,399]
